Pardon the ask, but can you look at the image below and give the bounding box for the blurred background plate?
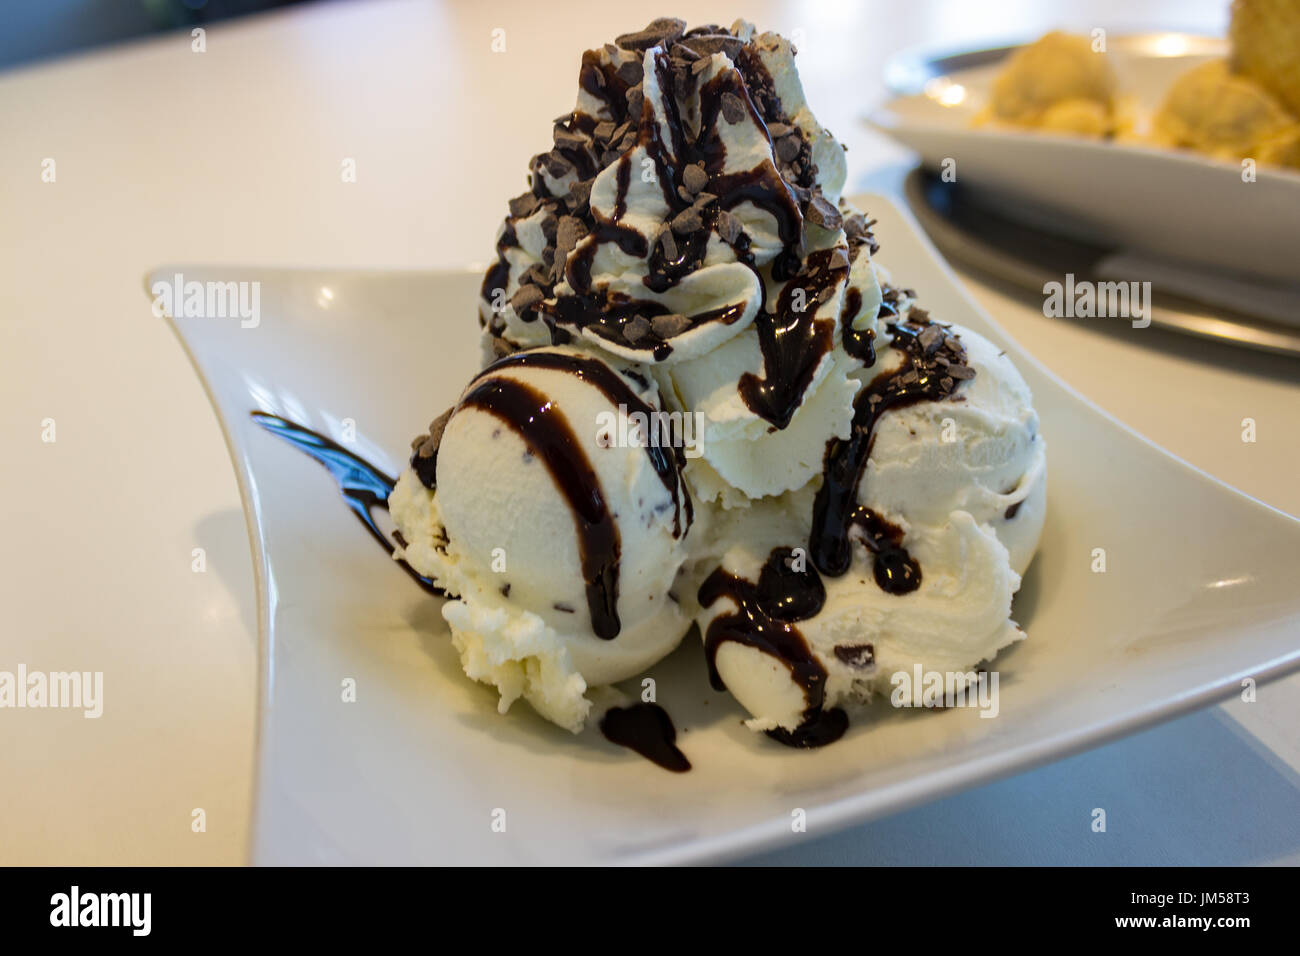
[869,32,1300,290]
[904,168,1300,358]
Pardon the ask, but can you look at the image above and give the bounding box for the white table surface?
[3,0,1297,866]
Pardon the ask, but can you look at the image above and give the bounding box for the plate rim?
[867,106,1300,188]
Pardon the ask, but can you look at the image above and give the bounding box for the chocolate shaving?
[917,324,944,354]
[509,284,544,313]
[682,163,709,194]
[623,315,653,344]
[522,263,549,287]
[539,212,558,244]
[616,58,644,86]
[774,135,801,163]
[415,408,452,459]
[615,17,685,51]
[651,313,691,338]
[843,212,879,254]
[715,209,742,244]
[557,215,588,251]
[680,33,744,59]
[625,87,645,120]
[543,152,571,179]
[566,179,592,213]
[806,193,843,230]
[508,192,540,219]
[657,224,679,259]
[833,643,875,669]
[671,205,703,235]
[553,126,587,151]
[720,91,746,124]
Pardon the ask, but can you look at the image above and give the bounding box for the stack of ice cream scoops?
[390,18,1047,753]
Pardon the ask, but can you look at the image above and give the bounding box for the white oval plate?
[869,33,1300,287]
[150,195,1300,865]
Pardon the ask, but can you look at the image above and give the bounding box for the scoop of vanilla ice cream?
[1230,0,1300,117]
[697,490,1025,733]
[390,344,695,731]
[984,31,1119,135]
[691,318,1044,736]
[857,325,1046,575]
[1152,59,1300,168]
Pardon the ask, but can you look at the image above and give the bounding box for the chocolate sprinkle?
[623,315,652,343]
[715,209,742,243]
[774,135,801,163]
[682,162,709,194]
[410,407,453,489]
[555,215,588,257]
[508,192,540,219]
[615,17,686,51]
[719,91,746,123]
[509,284,544,314]
[806,193,843,230]
[651,312,691,338]
[833,643,875,669]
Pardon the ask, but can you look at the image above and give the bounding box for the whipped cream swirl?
[479,18,880,428]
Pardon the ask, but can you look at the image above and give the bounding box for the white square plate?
[151,195,1300,865]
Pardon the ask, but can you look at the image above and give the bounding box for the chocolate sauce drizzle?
[249,412,442,596]
[738,247,845,428]
[848,506,921,593]
[458,376,622,640]
[600,702,691,772]
[839,286,875,364]
[472,348,693,537]
[698,546,847,748]
[810,317,968,584]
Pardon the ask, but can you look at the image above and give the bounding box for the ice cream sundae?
[389,18,1047,755]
